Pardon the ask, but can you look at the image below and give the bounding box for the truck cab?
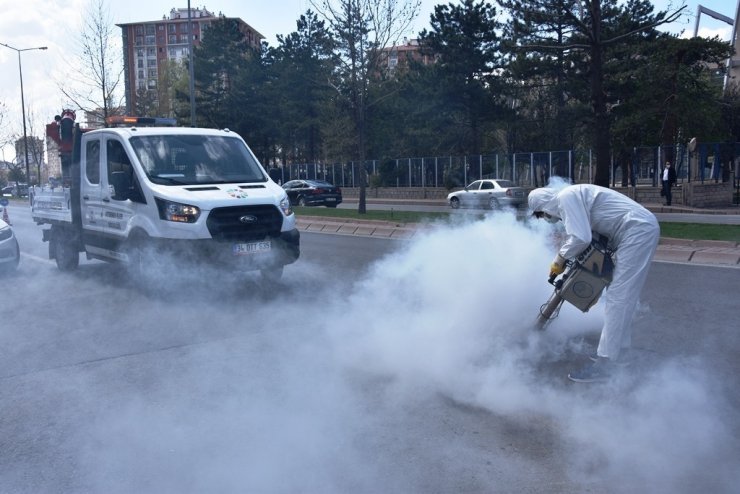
[32,118,299,283]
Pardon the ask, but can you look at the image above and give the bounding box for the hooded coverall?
[528,184,660,360]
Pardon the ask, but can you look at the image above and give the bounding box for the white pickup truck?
[31,117,299,282]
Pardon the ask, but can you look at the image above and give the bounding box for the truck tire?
[53,229,80,271]
[124,232,156,281]
[124,232,173,292]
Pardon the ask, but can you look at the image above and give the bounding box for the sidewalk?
[296,207,740,268]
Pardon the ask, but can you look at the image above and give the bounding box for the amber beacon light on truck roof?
[105,116,177,127]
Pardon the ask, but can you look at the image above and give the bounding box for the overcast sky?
[0,0,735,164]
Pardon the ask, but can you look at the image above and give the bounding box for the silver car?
[0,216,20,273]
[447,179,527,210]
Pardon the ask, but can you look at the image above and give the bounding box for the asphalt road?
[1,204,739,493]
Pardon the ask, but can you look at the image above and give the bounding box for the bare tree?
[310,0,421,213]
[0,99,10,158]
[0,100,26,183]
[23,107,46,184]
[57,0,124,124]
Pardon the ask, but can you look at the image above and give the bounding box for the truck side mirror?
[110,171,132,201]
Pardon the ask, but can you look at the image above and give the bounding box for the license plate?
[326,197,336,201]
[233,240,271,255]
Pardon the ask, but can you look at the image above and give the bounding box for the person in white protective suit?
[528,183,660,382]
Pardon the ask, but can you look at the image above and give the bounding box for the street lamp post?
[0,42,47,190]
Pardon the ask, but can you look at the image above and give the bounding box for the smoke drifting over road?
[4,210,736,493]
[322,213,738,493]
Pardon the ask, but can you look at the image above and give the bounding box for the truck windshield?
[129,134,267,186]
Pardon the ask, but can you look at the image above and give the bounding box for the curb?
[296,216,740,268]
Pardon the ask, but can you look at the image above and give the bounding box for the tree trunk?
[590,2,611,188]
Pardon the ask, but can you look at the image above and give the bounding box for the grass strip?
[294,207,740,242]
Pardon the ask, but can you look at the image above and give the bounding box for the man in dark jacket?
[661,161,677,205]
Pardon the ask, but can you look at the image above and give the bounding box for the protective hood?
[528,187,560,218]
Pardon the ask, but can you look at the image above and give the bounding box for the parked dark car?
[282,179,342,207]
[2,184,28,198]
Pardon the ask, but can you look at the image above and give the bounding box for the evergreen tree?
[498,0,685,187]
[266,11,337,165]
[420,0,504,155]
[188,17,255,129]
[498,0,586,153]
[311,0,421,212]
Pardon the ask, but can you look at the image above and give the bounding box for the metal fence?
[273,142,738,197]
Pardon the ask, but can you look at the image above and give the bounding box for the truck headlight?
[155,198,200,223]
[279,195,293,216]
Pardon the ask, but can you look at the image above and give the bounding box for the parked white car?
[447,179,527,210]
[0,217,20,274]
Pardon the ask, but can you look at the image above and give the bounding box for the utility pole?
[187,0,196,127]
[0,42,47,188]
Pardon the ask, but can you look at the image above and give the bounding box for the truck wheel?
[125,233,156,281]
[488,197,500,210]
[124,233,172,292]
[54,231,79,271]
[449,197,460,209]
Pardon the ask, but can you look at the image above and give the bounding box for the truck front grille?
[206,205,283,242]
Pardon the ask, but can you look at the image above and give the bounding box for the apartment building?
[378,38,436,74]
[117,7,264,113]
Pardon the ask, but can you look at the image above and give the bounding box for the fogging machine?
[535,233,614,330]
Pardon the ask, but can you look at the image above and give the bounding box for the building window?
[179,34,189,43]
[138,70,144,79]
[168,24,176,33]
[147,47,156,56]
[147,58,156,67]
[135,26,143,35]
[181,23,189,33]
[148,68,157,78]
[146,25,155,35]
[145,35,155,44]
[137,48,144,57]
[137,59,144,68]
[168,34,177,44]
[158,24,164,31]
[148,79,157,88]
[135,36,143,46]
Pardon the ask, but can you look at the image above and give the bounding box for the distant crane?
[693,2,740,91]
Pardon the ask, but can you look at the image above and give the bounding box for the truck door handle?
[83,195,89,200]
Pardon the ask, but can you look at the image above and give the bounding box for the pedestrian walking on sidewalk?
[662,161,677,206]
